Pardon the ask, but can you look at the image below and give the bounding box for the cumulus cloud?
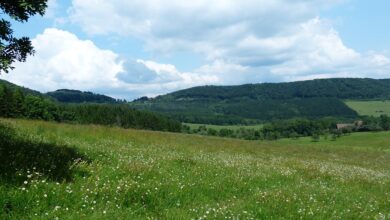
[68,0,390,83]
[0,28,219,99]
[1,28,122,92]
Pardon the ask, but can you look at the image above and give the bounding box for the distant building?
[336,121,363,130]
[336,123,354,130]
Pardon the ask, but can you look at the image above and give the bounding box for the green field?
[185,123,264,131]
[346,100,390,117]
[1,119,389,219]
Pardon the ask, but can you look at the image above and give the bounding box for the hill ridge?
[131,78,390,124]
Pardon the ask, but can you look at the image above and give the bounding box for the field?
[1,119,389,219]
[185,123,264,131]
[346,100,390,117]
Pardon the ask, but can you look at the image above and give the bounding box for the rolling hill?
[131,78,390,124]
[46,89,120,104]
[0,79,47,98]
[0,80,121,104]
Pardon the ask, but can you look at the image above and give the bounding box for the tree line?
[183,116,390,141]
[0,85,181,132]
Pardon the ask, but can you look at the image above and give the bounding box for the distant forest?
[184,116,390,141]
[131,78,390,124]
[47,89,124,104]
[1,78,389,140]
[0,82,181,132]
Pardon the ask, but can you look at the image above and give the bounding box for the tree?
[379,115,390,131]
[0,0,48,73]
[11,88,25,117]
[0,85,13,117]
[311,133,320,142]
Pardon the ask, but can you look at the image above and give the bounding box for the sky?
[1,0,390,100]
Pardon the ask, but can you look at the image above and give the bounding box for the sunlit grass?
[345,100,390,117]
[1,119,389,219]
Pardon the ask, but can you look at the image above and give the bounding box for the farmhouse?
[336,123,354,130]
[336,121,363,130]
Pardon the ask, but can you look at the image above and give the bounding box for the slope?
[131,78,390,124]
[46,89,120,104]
[1,119,389,219]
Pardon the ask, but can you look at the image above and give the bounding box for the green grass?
[1,119,389,219]
[185,123,264,131]
[346,100,390,117]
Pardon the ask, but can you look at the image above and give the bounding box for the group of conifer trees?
[0,85,181,132]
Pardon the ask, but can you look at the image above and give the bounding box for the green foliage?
[60,104,182,132]
[132,78,390,124]
[359,115,390,132]
[0,79,45,97]
[47,89,123,104]
[188,117,390,141]
[311,133,320,142]
[0,0,48,72]
[168,78,390,100]
[0,82,182,132]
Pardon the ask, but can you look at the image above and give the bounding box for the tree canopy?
[0,0,47,73]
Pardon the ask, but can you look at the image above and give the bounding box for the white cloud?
[1,28,123,92]
[67,0,390,84]
[0,28,219,100]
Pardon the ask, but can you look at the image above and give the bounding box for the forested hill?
[131,78,390,124]
[0,80,182,132]
[46,89,121,104]
[162,78,390,100]
[0,80,122,104]
[0,79,45,97]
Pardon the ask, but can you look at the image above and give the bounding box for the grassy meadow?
[346,100,390,117]
[1,119,389,219]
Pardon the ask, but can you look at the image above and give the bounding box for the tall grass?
[1,119,389,219]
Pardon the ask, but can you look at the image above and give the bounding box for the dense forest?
[0,83,181,132]
[131,78,390,124]
[164,78,390,100]
[47,89,123,104]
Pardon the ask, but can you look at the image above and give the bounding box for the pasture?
[346,100,390,117]
[1,119,389,219]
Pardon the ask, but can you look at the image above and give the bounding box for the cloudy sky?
[1,0,390,100]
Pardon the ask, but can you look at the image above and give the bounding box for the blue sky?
[2,0,390,100]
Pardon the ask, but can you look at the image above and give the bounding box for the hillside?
[0,79,181,132]
[46,89,120,104]
[0,79,47,98]
[346,100,390,117]
[1,119,389,219]
[131,78,390,124]
[0,80,122,104]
